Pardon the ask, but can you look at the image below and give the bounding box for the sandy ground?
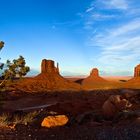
[65,76,133,82]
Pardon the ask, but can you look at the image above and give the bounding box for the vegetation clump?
[0,41,30,86]
[3,56,30,80]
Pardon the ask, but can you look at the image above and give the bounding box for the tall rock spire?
[134,64,140,77]
[41,59,56,74]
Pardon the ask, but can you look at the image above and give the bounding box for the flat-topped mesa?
[90,68,99,77]
[134,64,140,77]
[41,59,59,74]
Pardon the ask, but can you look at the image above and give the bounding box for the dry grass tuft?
[0,113,10,127]
[0,111,39,128]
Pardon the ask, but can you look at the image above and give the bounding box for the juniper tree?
[3,56,30,79]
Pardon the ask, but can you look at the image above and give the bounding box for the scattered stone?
[74,111,103,125]
[41,115,69,128]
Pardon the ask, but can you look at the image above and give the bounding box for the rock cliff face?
[41,59,59,74]
[134,64,140,77]
[90,68,99,77]
[125,64,140,88]
[35,59,60,80]
[82,68,108,89]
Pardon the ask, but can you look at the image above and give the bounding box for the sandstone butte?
[82,68,109,89]
[41,115,69,128]
[16,59,81,92]
[125,64,140,88]
[11,60,140,90]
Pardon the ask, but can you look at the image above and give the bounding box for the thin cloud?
[86,7,94,13]
[90,19,140,69]
[83,0,140,75]
[102,0,129,10]
[91,13,116,21]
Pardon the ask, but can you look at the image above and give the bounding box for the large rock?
[41,115,69,128]
[102,95,132,118]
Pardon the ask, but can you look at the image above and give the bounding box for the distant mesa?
[82,68,108,89]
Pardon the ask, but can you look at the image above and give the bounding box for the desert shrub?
[0,111,39,128]
[3,56,30,80]
[13,111,39,125]
[0,113,10,127]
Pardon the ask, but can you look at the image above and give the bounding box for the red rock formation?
[41,59,59,74]
[134,64,140,77]
[16,59,81,91]
[125,64,140,88]
[90,68,99,77]
[82,68,108,89]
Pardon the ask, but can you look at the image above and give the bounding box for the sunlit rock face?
[134,64,140,77]
[90,68,99,77]
[41,59,59,74]
[125,64,140,88]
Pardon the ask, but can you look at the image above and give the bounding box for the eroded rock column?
[134,64,140,77]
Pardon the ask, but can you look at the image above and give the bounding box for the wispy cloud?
[90,18,140,67]
[83,0,140,75]
[101,0,129,10]
[83,0,130,29]
[86,7,94,13]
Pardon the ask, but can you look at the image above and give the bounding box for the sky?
[0,0,140,76]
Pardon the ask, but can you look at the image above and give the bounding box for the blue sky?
[0,0,140,76]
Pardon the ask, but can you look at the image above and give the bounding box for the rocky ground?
[0,89,140,140]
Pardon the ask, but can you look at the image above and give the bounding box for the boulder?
[41,115,69,128]
[102,95,132,118]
